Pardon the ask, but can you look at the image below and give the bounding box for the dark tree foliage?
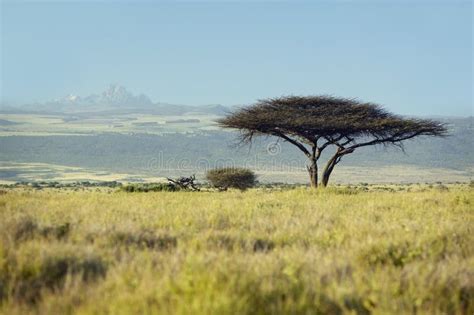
[218,96,448,187]
[206,167,257,191]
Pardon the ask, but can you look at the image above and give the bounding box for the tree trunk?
[321,166,334,187]
[321,153,339,187]
[308,158,318,188]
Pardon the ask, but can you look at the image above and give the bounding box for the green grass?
[0,185,472,314]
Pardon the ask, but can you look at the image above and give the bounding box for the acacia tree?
[218,96,447,188]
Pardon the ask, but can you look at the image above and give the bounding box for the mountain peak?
[97,84,140,106]
[67,94,79,102]
[62,84,153,108]
[13,85,228,115]
[102,84,129,100]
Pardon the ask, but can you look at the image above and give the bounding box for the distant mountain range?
[0,85,230,116]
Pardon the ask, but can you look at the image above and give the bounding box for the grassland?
[0,184,472,314]
[0,113,220,136]
[1,161,472,186]
[1,115,472,185]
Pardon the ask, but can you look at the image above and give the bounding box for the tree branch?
[342,131,423,153]
[340,137,354,147]
[273,131,311,158]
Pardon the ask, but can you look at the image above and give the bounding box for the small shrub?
[206,167,257,191]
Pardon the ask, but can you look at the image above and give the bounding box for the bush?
[206,167,257,191]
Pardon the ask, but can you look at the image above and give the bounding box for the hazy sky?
[1,1,472,116]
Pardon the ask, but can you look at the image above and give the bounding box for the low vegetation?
[0,184,472,314]
[1,181,122,189]
[206,167,257,190]
[121,182,179,192]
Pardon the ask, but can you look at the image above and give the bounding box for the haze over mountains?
[2,85,471,119]
[1,85,229,116]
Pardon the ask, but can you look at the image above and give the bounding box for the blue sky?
[1,1,472,116]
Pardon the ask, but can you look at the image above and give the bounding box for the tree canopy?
[218,96,448,187]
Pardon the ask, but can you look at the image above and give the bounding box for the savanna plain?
[0,184,472,315]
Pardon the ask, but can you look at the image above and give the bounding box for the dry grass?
[0,184,472,314]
